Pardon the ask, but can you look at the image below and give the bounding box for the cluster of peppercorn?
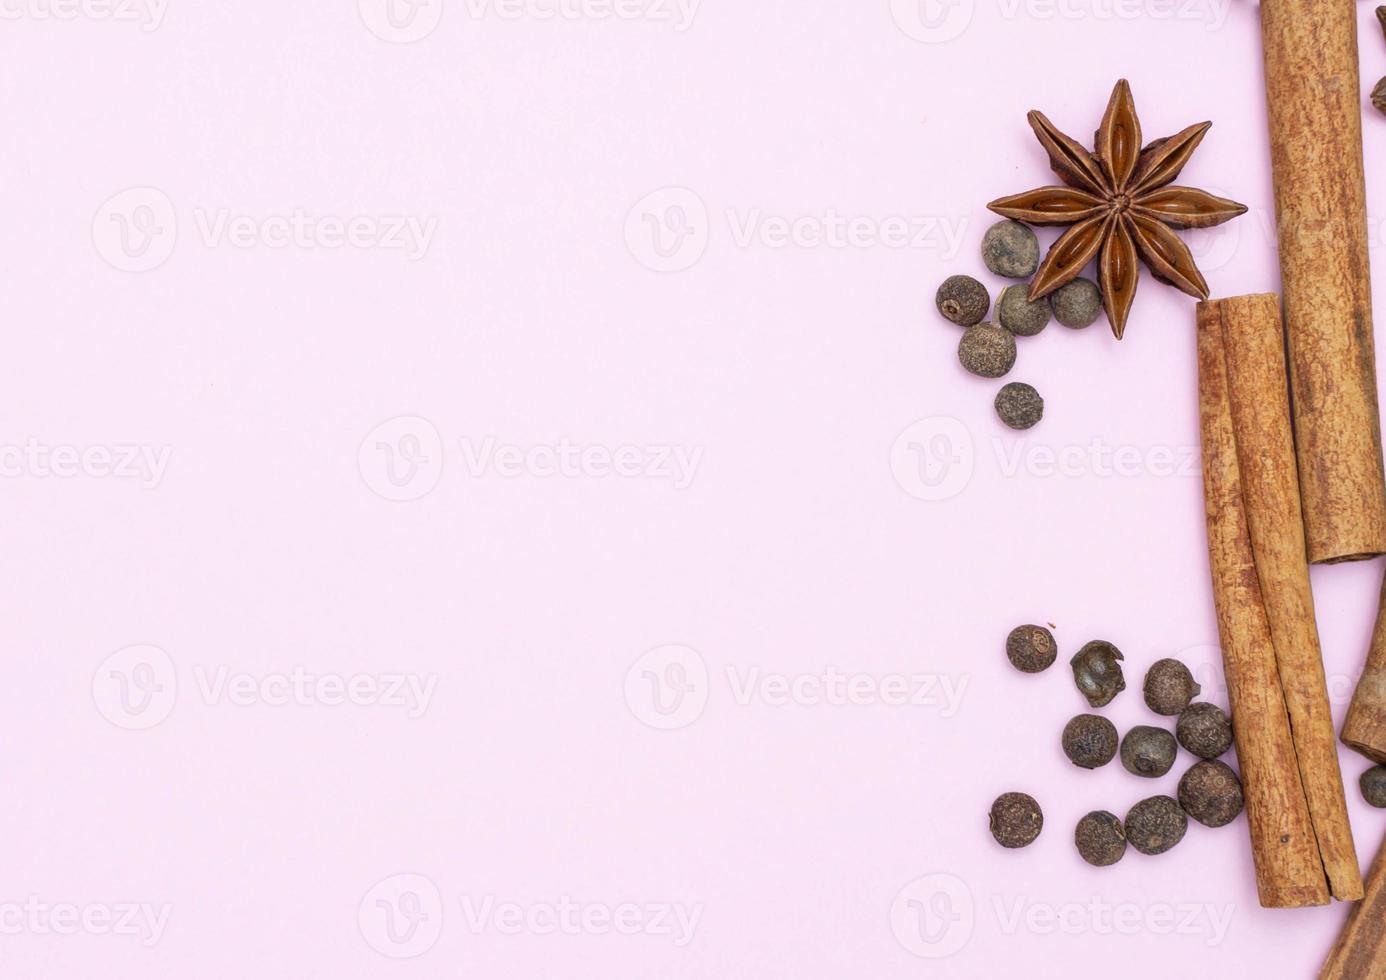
[988,625,1244,867]
[934,219,1103,431]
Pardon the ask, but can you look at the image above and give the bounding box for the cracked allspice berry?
[987,79,1247,339]
[1070,640,1125,708]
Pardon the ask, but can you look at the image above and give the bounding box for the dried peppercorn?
[994,382,1044,430]
[1143,659,1202,715]
[935,275,991,327]
[997,284,1051,337]
[989,792,1043,848]
[981,220,1040,279]
[1125,796,1188,856]
[1176,702,1233,760]
[1075,811,1127,867]
[1070,641,1125,708]
[1179,760,1244,828]
[1048,277,1102,328]
[958,323,1017,378]
[1120,725,1178,778]
[1062,714,1119,769]
[1361,766,1386,808]
[1005,624,1056,673]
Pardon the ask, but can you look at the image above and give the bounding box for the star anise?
[987,79,1247,339]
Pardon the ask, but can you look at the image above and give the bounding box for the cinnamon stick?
[1342,573,1386,762]
[1322,832,1386,979]
[1209,293,1361,901]
[1196,296,1330,908]
[1260,0,1386,564]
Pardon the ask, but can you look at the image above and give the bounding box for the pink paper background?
[4,1,1386,976]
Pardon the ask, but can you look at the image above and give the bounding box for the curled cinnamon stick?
[1260,0,1386,564]
[1197,294,1360,907]
[1322,833,1386,979]
[1212,293,1361,901]
[1342,576,1386,762]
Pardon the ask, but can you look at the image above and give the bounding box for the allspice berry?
[1143,658,1201,715]
[1125,796,1188,856]
[994,382,1044,431]
[1361,766,1386,808]
[1005,624,1056,673]
[1179,760,1244,828]
[958,323,1017,378]
[1376,8,1386,114]
[1176,702,1233,760]
[935,275,990,327]
[1048,277,1102,328]
[1070,640,1125,708]
[997,284,1051,337]
[989,791,1043,848]
[1121,725,1178,778]
[981,220,1040,279]
[1075,811,1127,867]
[1062,714,1119,769]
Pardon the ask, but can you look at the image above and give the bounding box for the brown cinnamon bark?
[1196,296,1333,908]
[1260,0,1386,564]
[1343,574,1386,762]
[1322,833,1386,979]
[1208,293,1362,900]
